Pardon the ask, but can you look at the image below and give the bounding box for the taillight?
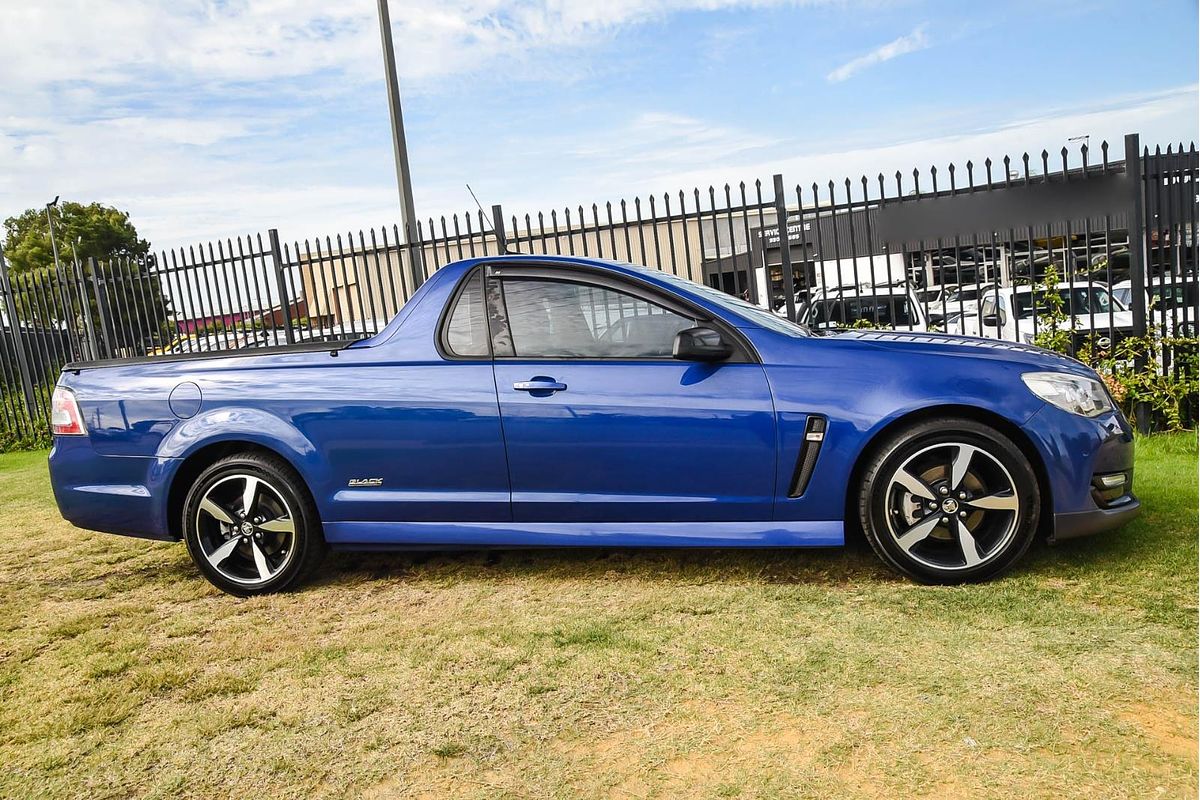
[51,386,86,436]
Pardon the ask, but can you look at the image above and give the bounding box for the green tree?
[2,202,170,360]
[3,202,149,274]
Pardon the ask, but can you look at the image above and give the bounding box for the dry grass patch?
[0,434,1195,799]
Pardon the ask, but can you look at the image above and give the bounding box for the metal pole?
[772,174,797,322]
[1124,133,1149,433]
[266,229,296,344]
[376,0,424,290]
[44,202,81,357]
[491,205,507,253]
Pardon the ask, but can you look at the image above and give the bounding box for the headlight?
[1021,371,1111,417]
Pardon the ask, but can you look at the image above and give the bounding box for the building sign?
[758,221,812,247]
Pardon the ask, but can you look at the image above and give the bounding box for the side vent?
[788,416,827,498]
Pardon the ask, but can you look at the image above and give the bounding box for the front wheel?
[857,418,1040,584]
[183,452,326,596]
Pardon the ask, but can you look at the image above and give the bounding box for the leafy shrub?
[1034,267,1198,430]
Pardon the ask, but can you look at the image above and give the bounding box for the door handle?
[513,378,567,393]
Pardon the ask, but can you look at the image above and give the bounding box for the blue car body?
[48,255,1138,551]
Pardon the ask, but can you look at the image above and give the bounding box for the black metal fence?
[1,132,1196,443]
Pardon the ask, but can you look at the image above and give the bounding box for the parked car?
[771,291,810,324]
[238,327,292,349]
[49,256,1138,595]
[1111,277,1198,337]
[152,331,242,356]
[801,284,931,331]
[949,281,1132,347]
[940,282,1000,314]
[920,282,1002,330]
[916,285,953,308]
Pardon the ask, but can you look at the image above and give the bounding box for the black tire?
[183,452,326,596]
[857,418,1040,584]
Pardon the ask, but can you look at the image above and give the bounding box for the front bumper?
[1023,403,1140,543]
[1053,498,1141,541]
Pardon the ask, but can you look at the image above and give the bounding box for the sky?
[1,0,1197,253]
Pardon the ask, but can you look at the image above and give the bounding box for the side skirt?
[323,520,844,549]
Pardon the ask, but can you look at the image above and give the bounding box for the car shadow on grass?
[303,522,1161,592]
[310,542,895,590]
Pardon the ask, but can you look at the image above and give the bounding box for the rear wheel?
[857,418,1040,583]
[183,452,325,596]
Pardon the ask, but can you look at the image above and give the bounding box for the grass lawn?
[0,435,1196,799]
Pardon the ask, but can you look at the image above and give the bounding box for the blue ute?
[48,256,1139,595]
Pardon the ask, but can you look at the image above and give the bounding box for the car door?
[486,265,777,523]
[306,266,512,526]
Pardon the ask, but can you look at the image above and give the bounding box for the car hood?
[822,328,1094,376]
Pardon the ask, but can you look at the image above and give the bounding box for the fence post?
[492,204,507,253]
[772,174,797,322]
[750,237,767,308]
[87,258,113,359]
[0,247,38,415]
[266,229,296,345]
[1124,133,1149,433]
[71,252,99,360]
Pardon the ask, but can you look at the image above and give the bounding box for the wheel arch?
[843,404,1054,542]
[165,440,313,541]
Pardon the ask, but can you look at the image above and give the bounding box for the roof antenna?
[467,183,519,255]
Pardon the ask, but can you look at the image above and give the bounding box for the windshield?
[1013,287,1124,319]
[636,266,813,337]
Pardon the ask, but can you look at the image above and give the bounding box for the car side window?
[444,270,490,357]
[499,277,697,358]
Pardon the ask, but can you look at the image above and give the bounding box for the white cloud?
[0,0,827,99]
[1,3,1196,259]
[0,0,829,246]
[475,85,1198,234]
[826,23,930,83]
[636,86,1199,203]
[2,83,1194,252]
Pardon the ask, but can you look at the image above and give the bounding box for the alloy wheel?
[194,473,297,586]
[884,442,1021,571]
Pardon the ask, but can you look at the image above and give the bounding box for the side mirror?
[981,308,1007,327]
[673,326,733,362]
